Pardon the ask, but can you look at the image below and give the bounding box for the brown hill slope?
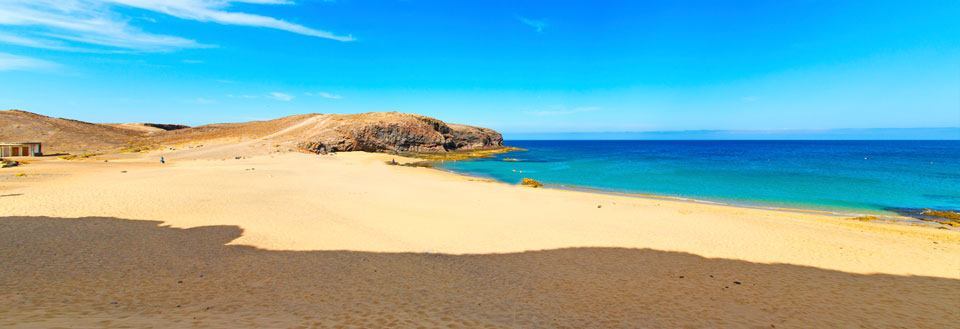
[157,112,503,154]
[2,110,503,155]
[106,123,190,134]
[0,110,148,154]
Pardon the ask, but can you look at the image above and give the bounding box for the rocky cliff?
[295,112,503,154]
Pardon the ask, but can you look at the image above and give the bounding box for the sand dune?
[0,151,957,327]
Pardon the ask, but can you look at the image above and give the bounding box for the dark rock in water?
[885,207,960,227]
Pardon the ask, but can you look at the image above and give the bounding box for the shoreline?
[2,151,958,327]
[430,164,945,230]
[2,151,958,262]
[3,150,953,230]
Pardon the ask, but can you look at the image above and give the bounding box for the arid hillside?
[105,123,190,134]
[0,110,149,154]
[1,110,503,155]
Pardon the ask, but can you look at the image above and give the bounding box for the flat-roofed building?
[0,142,42,157]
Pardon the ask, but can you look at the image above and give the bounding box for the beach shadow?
[0,216,957,328]
[0,193,22,198]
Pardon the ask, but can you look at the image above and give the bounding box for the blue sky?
[0,0,958,136]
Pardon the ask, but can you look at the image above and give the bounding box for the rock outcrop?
[295,112,503,154]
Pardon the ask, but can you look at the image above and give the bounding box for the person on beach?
[160,156,165,164]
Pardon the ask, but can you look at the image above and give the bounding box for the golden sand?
[1,151,957,327]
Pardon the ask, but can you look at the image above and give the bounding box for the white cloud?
[519,17,547,33]
[0,52,58,71]
[0,0,352,53]
[305,91,342,99]
[181,59,204,64]
[268,92,294,101]
[525,106,599,116]
[0,32,94,52]
[109,0,354,41]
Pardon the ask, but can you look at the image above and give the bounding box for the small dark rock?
[597,205,602,208]
[177,280,183,284]
[734,281,742,285]
[678,276,684,279]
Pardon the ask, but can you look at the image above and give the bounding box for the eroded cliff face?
[295,113,503,154]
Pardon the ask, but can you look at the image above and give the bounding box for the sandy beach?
[3,0,957,326]
[0,149,957,328]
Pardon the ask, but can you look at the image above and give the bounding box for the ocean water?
[439,141,960,214]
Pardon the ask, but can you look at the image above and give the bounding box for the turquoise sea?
[439,141,960,214]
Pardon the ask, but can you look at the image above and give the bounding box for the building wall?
[0,144,39,157]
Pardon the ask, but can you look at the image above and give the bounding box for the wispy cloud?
[181,59,204,64]
[268,92,294,101]
[741,96,760,103]
[525,106,599,116]
[0,0,353,53]
[518,17,547,33]
[0,52,58,72]
[0,32,99,52]
[305,91,342,99]
[110,0,354,41]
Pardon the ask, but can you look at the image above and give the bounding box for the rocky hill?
[0,110,503,155]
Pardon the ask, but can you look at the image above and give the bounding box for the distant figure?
[390,158,398,165]
[160,156,165,164]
